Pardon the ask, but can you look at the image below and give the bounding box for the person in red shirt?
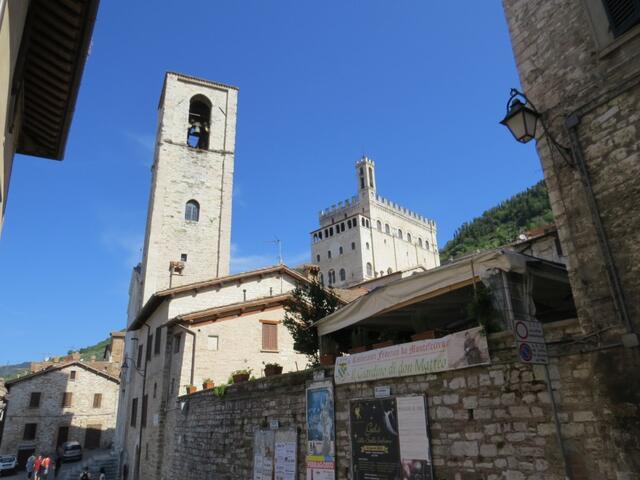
[40,455,51,479]
[33,455,43,480]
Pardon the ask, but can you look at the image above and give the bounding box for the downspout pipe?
[175,323,196,386]
[564,115,635,337]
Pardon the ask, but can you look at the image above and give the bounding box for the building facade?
[502,0,640,475]
[311,157,439,288]
[0,0,99,235]
[0,362,119,468]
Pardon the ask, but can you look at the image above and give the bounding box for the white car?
[0,454,17,476]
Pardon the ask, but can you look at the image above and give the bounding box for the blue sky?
[0,1,541,365]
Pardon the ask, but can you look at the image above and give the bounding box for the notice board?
[253,429,298,480]
[350,395,433,480]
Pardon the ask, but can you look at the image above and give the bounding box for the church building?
[115,73,313,480]
[311,157,440,287]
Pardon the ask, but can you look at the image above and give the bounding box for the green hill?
[440,180,554,261]
[0,335,113,381]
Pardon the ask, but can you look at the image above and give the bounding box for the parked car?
[0,454,17,476]
[57,441,83,462]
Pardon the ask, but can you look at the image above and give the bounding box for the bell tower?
[356,156,376,197]
[137,72,238,306]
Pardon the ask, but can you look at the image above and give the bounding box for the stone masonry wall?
[167,320,640,480]
[502,0,640,334]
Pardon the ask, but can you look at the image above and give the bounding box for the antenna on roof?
[266,238,283,265]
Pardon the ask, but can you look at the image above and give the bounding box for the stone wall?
[166,320,640,480]
[501,0,640,335]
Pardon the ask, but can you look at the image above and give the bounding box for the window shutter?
[262,323,278,351]
[29,392,41,408]
[602,0,640,36]
[154,327,162,355]
[141,395,148,428]
[93,393,102,408]
[62,392,72,408]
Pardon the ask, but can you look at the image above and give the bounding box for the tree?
[283,280,341,365]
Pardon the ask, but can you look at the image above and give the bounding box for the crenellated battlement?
[319,196,361,218]
[372,194,435,227]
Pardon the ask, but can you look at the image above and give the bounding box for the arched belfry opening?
[187,95,211,149]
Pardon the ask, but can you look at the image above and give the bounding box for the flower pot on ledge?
[264,365,284,377]
[186,385,197,395]
[232,373,250,384]
[320,353,336,366]
[203,381,215,390]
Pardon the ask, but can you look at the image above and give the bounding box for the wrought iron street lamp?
[500,89,540,143]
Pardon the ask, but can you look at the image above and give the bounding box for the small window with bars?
[602,0,640,36]
[93,393,102,408]
[261,321,278,352]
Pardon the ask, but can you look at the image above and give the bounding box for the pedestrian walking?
[33,455,43,480]
[98,467,106,480]
[54,454,62,478]
[26,453,36,479]
[39,455,51,480]
[79,466,91,480]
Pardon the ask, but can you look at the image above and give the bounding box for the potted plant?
[320,353,336,366]
[231,368,252,383]
[202,378,215,389]
[264,362,283,377]
[185,384,197,395]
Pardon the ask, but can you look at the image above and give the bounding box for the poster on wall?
[253,430,275,480]
[306,379,336,480]
[350,396,433,480]
[335,326,490,385]
[274,430,298,480]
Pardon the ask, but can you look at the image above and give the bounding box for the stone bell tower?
[137,72,238,307]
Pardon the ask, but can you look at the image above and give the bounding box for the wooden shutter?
[131,398,138,427]
[262,322,278,351]
[141,395,148,428]
[29,392,41,408]
[93,393,102,408]
[602,0,640,36]
[154,327,162,355]
[62,392,72,408]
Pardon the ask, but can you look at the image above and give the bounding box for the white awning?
[316,249,527,336]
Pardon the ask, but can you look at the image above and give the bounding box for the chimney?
[301,264,320,281]
[108,331,126,364]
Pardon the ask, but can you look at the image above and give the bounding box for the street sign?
[514,319,548,364]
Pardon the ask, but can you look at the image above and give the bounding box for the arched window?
[397,229,403,240]
[187,95,211,149]
[316,254,321,262]
[387,267,393,274]
[366,242,370,250]
[385,224,390,234]
[319,273,324,286]
[339,246,343,255]
[328,269,336,285]
[407,233,412,243]
[185,200,200,222]
[366,263,373,277]
[339,268,346,281]
[377,220,382,231]
[379,271,384,277]
[361,218,366,227]
[328,250,332,259]
[426,241,430,250]
[418,238,423,248]
[351,242,356,250]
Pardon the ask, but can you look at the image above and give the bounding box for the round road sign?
[519,343,533,362]
[515,321,529,340]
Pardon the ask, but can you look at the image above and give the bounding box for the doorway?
[57,426,69,447]
[84,425,102,449]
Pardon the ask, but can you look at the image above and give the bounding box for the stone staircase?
[58,451,119,480]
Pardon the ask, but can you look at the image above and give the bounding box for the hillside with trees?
[440,180,554,261]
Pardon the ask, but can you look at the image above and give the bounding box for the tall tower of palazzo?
[130,72,238,317]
